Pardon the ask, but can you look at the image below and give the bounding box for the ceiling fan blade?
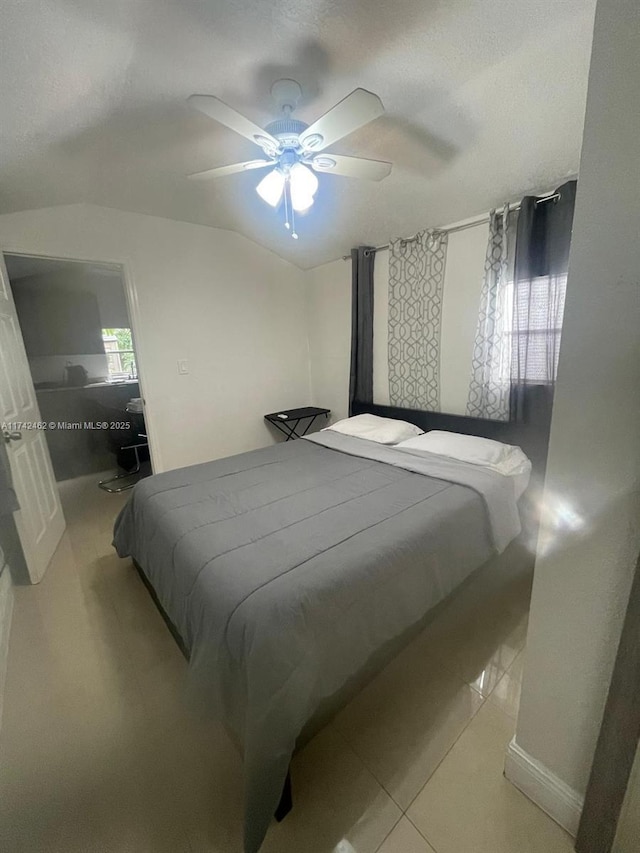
[310,154,392,181]
[187,159,273,181]
[299,88,385,153]
[188,95,280,155]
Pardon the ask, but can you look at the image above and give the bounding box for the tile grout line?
[404,810,442,853]
[402,692,488,815]
[324,724,406,853]
[404,683,527,853]
[329,723,401,808]
[401,695,500,853]
[333,662,482,813]
[372,810,405,853]
[424,628,518,703]
[333,652,516,820]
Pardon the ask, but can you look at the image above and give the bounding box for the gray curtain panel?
[510,180,577,421]
[388,230,448,411]
[466,206,516,421]
[349,246,375,413]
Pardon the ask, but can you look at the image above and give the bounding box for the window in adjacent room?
[102,328,137,380]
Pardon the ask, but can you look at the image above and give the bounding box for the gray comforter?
[113,432,521,852]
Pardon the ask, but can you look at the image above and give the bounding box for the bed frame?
[133,386,554,826]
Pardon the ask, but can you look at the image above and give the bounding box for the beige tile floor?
[0,473,575,853]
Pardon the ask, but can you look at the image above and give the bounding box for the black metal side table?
[264,406,330,441]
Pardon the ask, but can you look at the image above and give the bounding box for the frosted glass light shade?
[290,163,318,212]
[291,191,314,212]
[256,169,285,207]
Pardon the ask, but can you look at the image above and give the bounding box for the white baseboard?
[505,737,584,837]
[0,566,14,734]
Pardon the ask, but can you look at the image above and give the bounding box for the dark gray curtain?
[510,180,577,421]
[349,246,375,414]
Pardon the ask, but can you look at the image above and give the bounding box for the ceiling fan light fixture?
[256,168,285,207]
[290,192,314,213]
[289,163,318,213]
[290,162,318,196]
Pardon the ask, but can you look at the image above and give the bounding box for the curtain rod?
[341,191,561,260]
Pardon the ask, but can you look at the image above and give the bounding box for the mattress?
[113,431,521,852]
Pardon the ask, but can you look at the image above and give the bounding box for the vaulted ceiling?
[1,0,596,269]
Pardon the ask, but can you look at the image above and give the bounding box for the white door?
[0,253,65,582]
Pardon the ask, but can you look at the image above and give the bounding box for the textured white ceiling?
[0,0,596,269]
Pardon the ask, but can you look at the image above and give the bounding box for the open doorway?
[3,254,150,489]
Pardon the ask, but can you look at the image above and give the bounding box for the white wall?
[307,225,488,419]
[508,0,640,821]
[307,259,351,422]
[0,204,311,472]
[439,224,488,414]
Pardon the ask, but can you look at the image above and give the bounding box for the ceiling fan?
[187,79,392,238]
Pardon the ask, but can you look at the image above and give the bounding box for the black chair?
[97,406,149,493]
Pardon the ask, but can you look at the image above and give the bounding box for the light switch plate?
[177,359,189,375]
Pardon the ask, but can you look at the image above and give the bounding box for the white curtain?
[388,230,448,410]
[466,206,515,420]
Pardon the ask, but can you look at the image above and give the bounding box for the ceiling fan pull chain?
[288,179,298,239]
[283,178,291,231]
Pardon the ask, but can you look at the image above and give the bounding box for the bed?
[112,394,551,853]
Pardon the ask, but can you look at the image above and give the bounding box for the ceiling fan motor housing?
[265,118,309,151]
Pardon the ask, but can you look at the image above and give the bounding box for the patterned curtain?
[388,230,448,410]
[466,205,514,421]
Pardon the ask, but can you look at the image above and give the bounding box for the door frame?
[1,250,159,474]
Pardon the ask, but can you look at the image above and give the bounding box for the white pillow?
[396,430,532,497]
[397,430,510,465]
[324,414,423,445]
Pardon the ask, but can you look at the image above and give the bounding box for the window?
[507,273,567,384]
[102,328,137,380]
